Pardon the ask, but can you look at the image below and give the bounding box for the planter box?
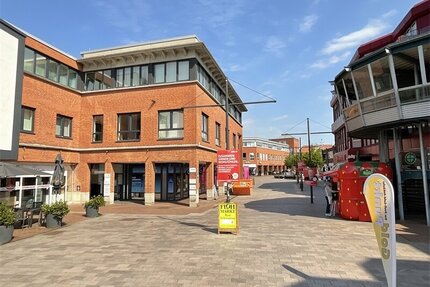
[45,213,62,228]
[0,225,14,245]
[85,206,99,218]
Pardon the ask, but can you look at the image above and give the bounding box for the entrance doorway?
[155,163,189,201]
[90,164,104,198]
[113,163,145,201]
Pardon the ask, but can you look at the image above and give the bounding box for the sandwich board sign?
[218,202,238,234]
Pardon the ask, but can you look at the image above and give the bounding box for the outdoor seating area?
[13,199,43,229]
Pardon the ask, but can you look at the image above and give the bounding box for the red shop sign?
[217,150,240,182]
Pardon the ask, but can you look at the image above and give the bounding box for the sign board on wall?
[217,150,240,182]
[103,173,111,197]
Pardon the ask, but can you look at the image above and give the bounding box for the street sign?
[217,150,240,182]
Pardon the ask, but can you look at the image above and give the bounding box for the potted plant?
[41,201,70,228]
[84,195,106,218]
[0,202,17,245]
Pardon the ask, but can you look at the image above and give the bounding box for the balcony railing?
[360,92,396,114]
[398,84,430,104]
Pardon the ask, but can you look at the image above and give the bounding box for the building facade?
[242,137,290,176]
[0,20,246,207]
[329,0,430,223]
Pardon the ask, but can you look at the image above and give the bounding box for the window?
[250,153,255,160]
[215,122,221,146]
[154,64,165,83]
[116,68,124,87]
[48,59,59,82]
[68,70,77,89]
[117,113,140,141]
[59,65,68,86]
[24,47,35,73]
[242,153,247,160]
[92,115,103,142]
[178,61,189,81]
[201,113,209,141]
[35,53,47,77]
[56,115,72,138]
[166,62,177,82]
[158,110,184,139]
[124,67,131,87]
[21,106,34,133]
[102,70,113,89]
[132,66,140,86]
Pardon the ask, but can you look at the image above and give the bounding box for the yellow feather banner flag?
[363,173,396,287]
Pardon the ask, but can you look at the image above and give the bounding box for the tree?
[302,148,324,168]
[284,153,300,169]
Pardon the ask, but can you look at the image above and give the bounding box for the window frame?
[158,110,184,140]
[201,113,209,142]
[117,112,141,142]
[56,114,72,138]
[92,115,104,143]
[21,106,35,133]
[215,122,221,146]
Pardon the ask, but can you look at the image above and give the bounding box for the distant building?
[270,136,299,154]
[243,137,290,176]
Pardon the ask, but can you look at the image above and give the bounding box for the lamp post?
[307,118,314,204]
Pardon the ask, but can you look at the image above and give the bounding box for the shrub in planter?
[41,201,70,228]
[0,202,17,245]
[84,195,106,218]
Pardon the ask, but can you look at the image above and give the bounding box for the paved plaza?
[0,176,429,287]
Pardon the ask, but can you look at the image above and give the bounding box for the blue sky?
[0,0,421,145]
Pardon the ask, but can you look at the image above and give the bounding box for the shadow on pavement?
[282,257,430,287]
[157,216,218,234]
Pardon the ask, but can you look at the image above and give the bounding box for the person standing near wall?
[324,177,333,217]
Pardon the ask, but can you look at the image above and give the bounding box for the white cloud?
[273,114,289,121]
[226,64,245,72]
[322,19,389,55]
[310,51,351,69]
[263,36,286,55]
[300,15,318,33]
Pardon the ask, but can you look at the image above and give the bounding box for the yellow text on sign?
[218,203,237,229]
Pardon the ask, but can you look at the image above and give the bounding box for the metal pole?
[418,123,430,226]
[225,78,230,202]
[307,118,313,204]
[393,128,404,220]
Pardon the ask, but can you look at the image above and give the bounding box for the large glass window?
[85,72,95,91]
[201,113,209,141]
[117,113,140,141]
[370,56,393,94]
[353,65,373,99]
[178,61,190,81]
[92,115,103,142]
[423,43,429,84]
[23,47,35,73]
[35,53,47,77]
[124,67,131,87]
[21,106,34,133]
[56,115,72,138]
[158,110,184,139]
[393,46,422,88]
[102,70,113,89]
[132,66,140,86]
[116,68,124,87]
[59,65,69,86]
[47,60,59,82]
[342,72,357,102]
[68,70,77,89]
[141,66,149,85]
[215,122,221,146]
[155,64,165,83]
[166,62,177,83]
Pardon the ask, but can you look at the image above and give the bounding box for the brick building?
[0,20,246,207]
[242,137,290,176]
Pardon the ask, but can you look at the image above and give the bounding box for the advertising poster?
[217,150,240,182]
[363,173,396,287]
[218,202,238,233]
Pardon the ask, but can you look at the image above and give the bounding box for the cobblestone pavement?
[1,176,429,287]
